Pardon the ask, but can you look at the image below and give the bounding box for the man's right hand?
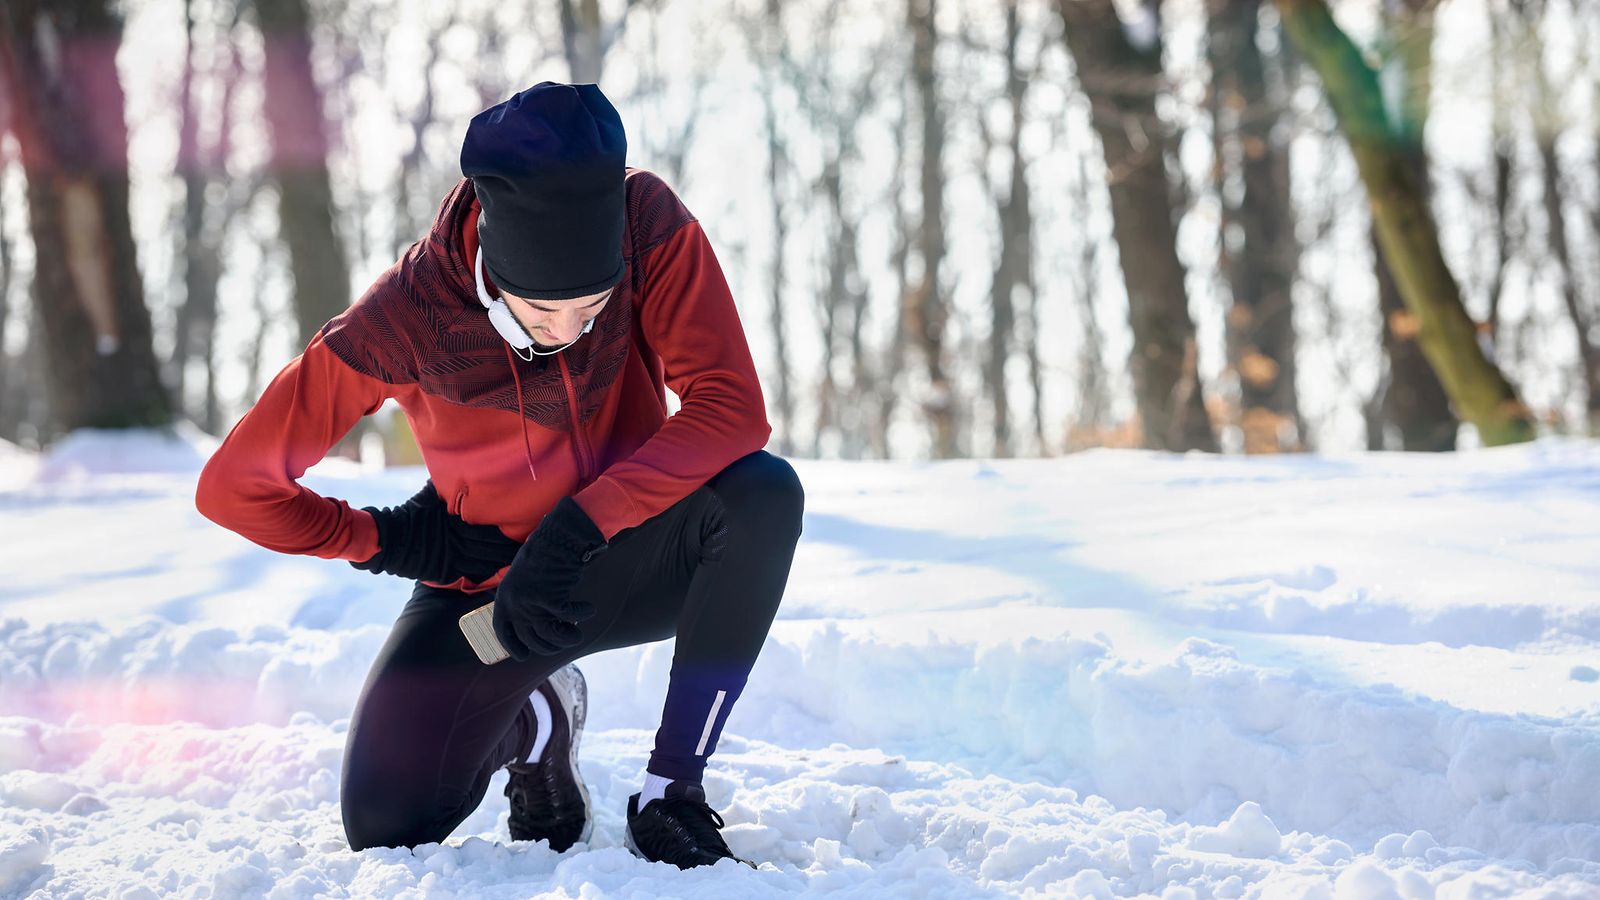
[350,482,522,584]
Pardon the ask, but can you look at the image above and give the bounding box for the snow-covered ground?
[2,430,1599,899]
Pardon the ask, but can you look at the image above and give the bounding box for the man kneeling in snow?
[196,82,802,869]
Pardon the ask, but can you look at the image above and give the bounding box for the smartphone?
[458,601,510,665]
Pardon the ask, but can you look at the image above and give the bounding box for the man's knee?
[343,816,411,853]
[341,778,449,852]
[341,739,460,852]
[342,795,421,852]
[711,451,804,539]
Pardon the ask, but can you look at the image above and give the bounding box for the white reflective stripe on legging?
[694,690,727,757]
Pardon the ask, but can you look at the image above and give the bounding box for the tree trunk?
[1057,0,1218,453]
[393,17,442,261]
[1534,142,1600,435]
[1275,0,1534,446]
[1023,276,1049,454]
[558,0,646,84]
[1207,0,1302,453]
[172,0,202,413]
[985,0,1033,459]
[875,80,913,459]
[0,0,173,435]
[172,0,230,435]
[789,6,879,459]
[1515,0,1599,434]
[559,0,605,83]
[816,158,847,458]
[253,0,351,349]
[1372,0,1456,450]
[1067,153,1112,450]
[1376,229,1456,449]
[842,200,871,459]
[1486,142,1512,349]
[908,0,958,458]
[760,44,795,456]
[1485,8,1513,349]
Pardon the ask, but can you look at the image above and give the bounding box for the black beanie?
[460,82,627,300]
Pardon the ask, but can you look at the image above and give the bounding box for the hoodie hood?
[324,177,635,434]
[419,179,493,319]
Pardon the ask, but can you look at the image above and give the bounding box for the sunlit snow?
[3,431,1599,898]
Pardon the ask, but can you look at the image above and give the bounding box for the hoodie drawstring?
[504,343,539,481]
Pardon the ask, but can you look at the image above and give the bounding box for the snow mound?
[0,438,38,490]
[3,442,1599,895]
[1190,802,1284,858]
[5,615,1599,869]
[34,424,217,482]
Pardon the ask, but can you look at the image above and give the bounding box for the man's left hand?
[351,482,522,584]
[492,497,608,660]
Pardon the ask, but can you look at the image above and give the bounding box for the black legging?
[340,450,803,851]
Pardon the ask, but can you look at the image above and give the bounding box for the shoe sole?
[510,664,592,849]
[544,664,593,847]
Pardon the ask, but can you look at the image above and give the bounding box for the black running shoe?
[625,781,755,869]
[505,664,591,851]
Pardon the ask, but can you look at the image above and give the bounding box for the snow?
[30,425,215,484]
[3,430,1600,898]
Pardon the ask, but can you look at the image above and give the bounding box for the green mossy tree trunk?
[1275,0,1534,446]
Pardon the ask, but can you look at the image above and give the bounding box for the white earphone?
[475,247,593,361]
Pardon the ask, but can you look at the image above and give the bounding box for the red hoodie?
[195,170,771,592]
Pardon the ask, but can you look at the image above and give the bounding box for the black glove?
[351,482,522,584]
[492,497,608,660]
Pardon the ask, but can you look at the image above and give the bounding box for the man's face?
[500,287,612,350]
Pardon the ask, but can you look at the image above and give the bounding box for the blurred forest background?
[1,0,1598,461]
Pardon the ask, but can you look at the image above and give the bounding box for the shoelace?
[652,796,732,854]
